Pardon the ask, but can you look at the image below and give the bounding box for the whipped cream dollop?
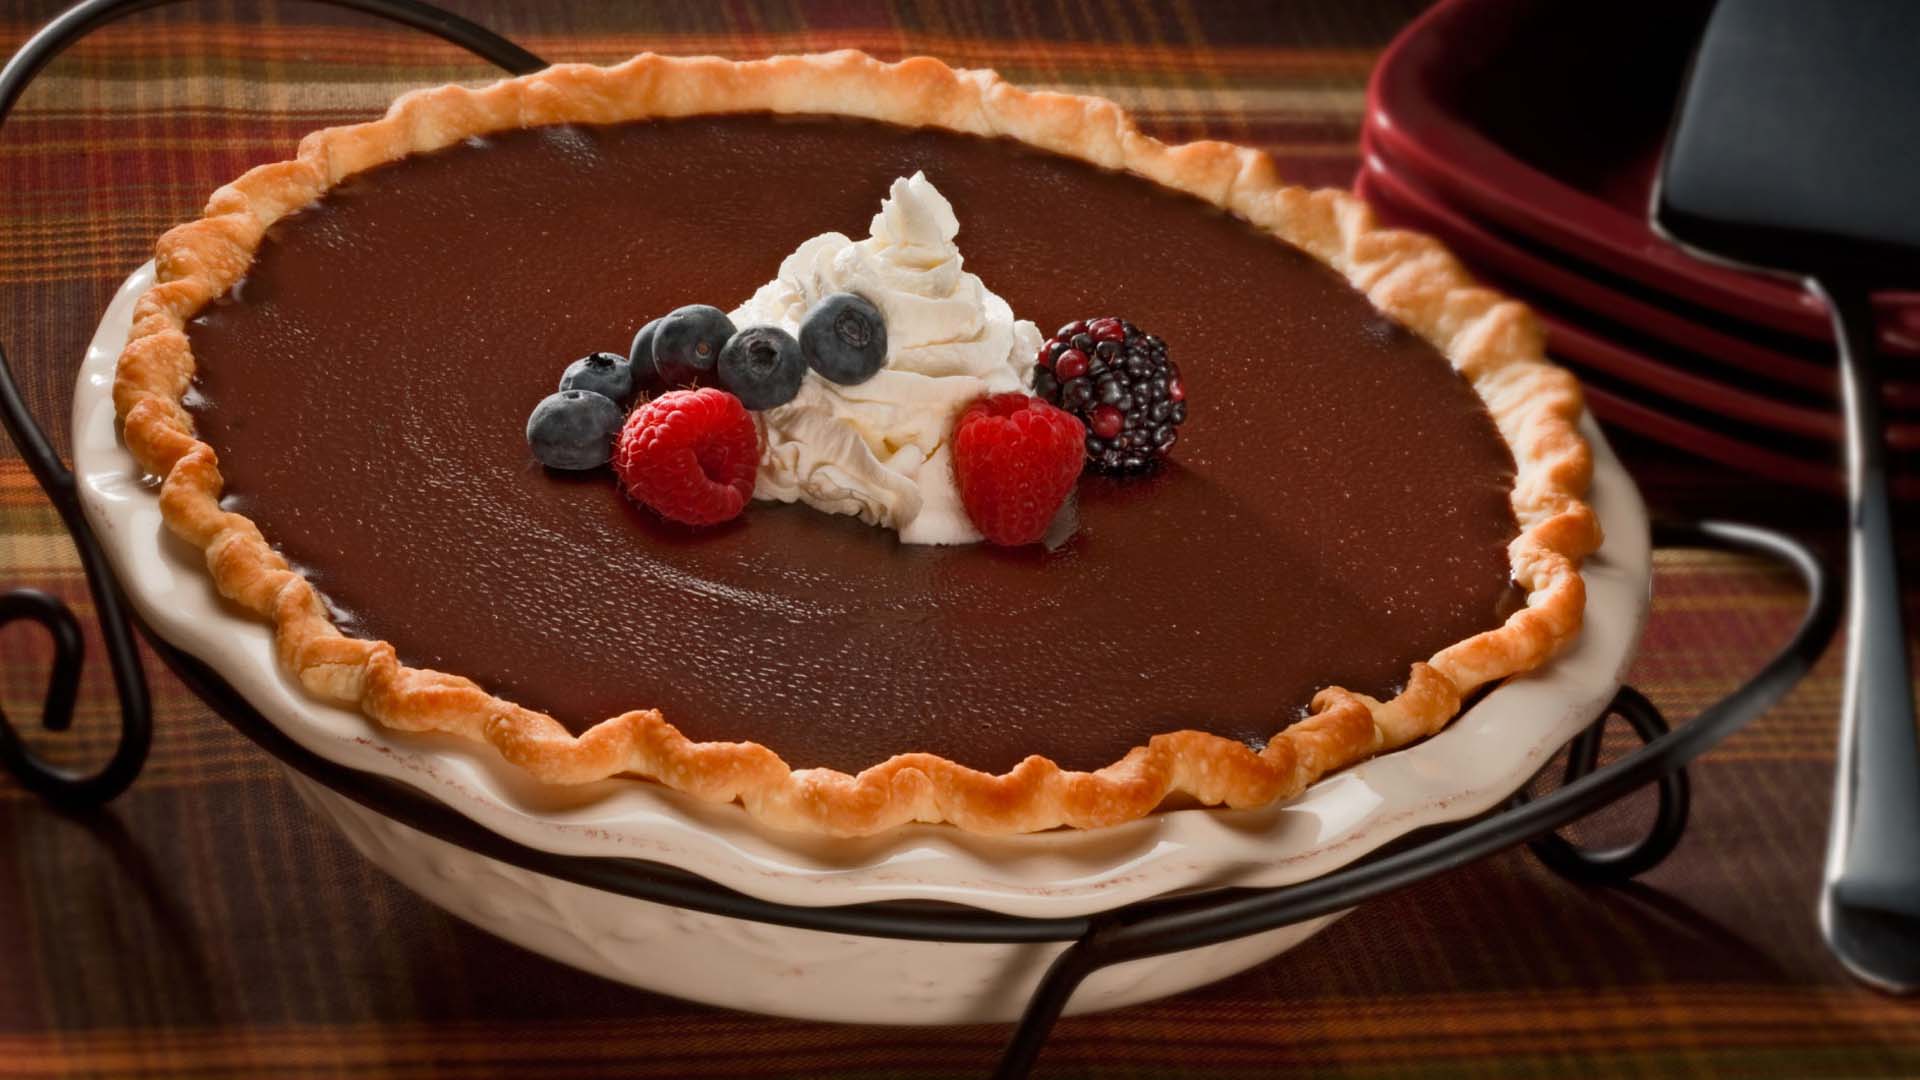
[730,172,1041,544]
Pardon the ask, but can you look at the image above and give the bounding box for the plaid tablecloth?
[2,1,1916,1076]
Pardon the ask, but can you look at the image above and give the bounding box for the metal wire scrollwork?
[0,353,150,807]
[990,521,1836,1078]
[1521,685,1692,884]
[0,0,545,808]
[0,6,1845,1079]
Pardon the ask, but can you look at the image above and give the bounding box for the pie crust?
[113,51,1599,836]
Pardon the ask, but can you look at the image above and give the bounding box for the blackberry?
[1031,317,1186,473]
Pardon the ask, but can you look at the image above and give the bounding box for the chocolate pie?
[113,53,1598,835]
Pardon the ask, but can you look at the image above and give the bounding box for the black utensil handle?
[1815,278,1920,920]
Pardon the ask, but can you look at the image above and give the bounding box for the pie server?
[1653,0,1920,992]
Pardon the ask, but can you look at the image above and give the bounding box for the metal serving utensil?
[1653,0,1920,992]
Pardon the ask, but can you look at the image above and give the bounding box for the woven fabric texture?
[0,2,1913,1076]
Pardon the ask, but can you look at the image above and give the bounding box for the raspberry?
[952,393,1086,546]
[614,388,760,526]
[1032,317,1186,473]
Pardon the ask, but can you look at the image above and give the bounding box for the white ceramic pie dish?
[75,263,1650,1021]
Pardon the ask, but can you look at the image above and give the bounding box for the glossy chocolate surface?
[189,116,1521,775]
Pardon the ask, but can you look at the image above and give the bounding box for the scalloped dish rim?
[77,262,1650,918]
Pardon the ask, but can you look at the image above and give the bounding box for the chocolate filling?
[187,116,1522,775]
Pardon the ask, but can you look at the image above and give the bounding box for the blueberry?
[526,389,623,469]
[628,318,661,385]
[651,305,734,387]
[798,292,888,385]
[558,351,634,403]
[717,325,806,410]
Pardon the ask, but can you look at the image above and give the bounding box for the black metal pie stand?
[0,3,1842,1076]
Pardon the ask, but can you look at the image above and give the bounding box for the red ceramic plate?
[1356,150,1920,445]
[1356,173,1920,495]
[1360,136,1920,409]
[1366,0,1920,354]
[1577,383,1850,496]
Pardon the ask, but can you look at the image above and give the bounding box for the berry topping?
[651,305,736,387]
[613,388,760,526]
[1031,317,1186,473]
[628,317,661,385]
[526,389,624,470]
[1054,348,1090,380]
[718,325,806,410]
[558,351,634,404]
[952,393,1086,547]
[800,292,889,385]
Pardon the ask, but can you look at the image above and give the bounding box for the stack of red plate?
[1358,0,1920,495]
